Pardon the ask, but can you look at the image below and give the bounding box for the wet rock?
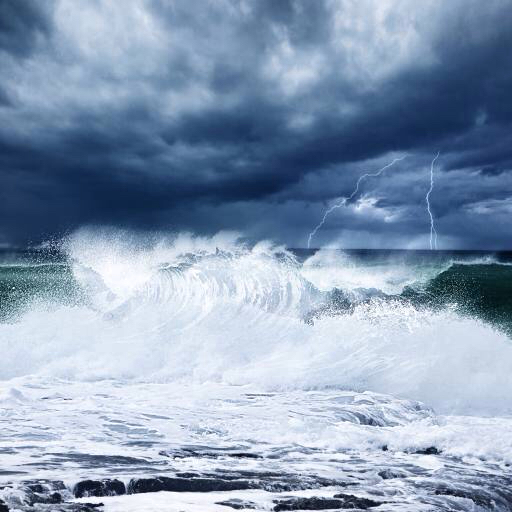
[47,491,63,503]
[273,495,382,511]
[128,476,253,494]
[40,503,104,511]
[213,469,343,492]
[160,448,262,459]
[29,491,63,505]
[228,452,261,459]
[332,493,382,509]
[73,503,104,511]
[19,480,68,506]
[216,498,258,509]
[25,480,66,493]
[0,499,8,512]
[73,479,126,498]
[175,472,201,478]
[413,446,440,455]
[378,469,406,480]
[274,498,345,511]
[25,483,46,494]
[434,486,493,508]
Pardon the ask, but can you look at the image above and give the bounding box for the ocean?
[1,230,511,511]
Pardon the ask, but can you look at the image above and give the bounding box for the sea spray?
[0,229,511,414]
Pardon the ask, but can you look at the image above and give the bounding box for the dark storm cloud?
[0,84,11,105]
[0,0,53,57]
[480,166,508,177]
[0,0,511,248]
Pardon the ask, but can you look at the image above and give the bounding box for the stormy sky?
[1,0,511,249]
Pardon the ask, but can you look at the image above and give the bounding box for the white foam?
[301,249,439,294]
[1,230,511,416]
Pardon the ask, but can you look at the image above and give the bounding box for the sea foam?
[1,229,511,415]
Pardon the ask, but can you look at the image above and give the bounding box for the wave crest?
[0,229,511,415]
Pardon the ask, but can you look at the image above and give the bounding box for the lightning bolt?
[307,155,408,248]
[426,151,440,250]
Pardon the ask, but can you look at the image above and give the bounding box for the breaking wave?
[0,229,511,414]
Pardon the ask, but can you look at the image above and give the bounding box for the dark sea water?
[4,247,511,337]
[1,233,512,511]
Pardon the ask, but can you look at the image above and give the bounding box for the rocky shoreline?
[2,387,512,511]
[0,474,384,511]
[2,447,512,512]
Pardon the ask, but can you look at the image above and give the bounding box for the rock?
[434,486,493,508]
[378,469,406,480]
[0,497,104,512]
[127,471,343,495]
[48,491,63,503]
[414,446,440,455]
[73,479,126,498]
[25,480,66,493]
[53,503,105,511]
[128,476,253,494]
[29,491,63,505]
[161,448,261,459]
[228,452,261,459]
[24,480,67,505]
[216,499,258,509]
[214,470,342,493]
[77,503,104,511]
[26,483,46,493]
[175,472,201,478]
[333,493,382,508]
[274,498,346,511]
[273,495,382,511]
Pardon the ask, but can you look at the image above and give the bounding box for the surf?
[0,229,511,415]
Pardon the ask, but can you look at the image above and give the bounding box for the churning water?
[1,229,512,511]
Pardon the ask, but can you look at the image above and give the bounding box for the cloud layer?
[1,0,511,248]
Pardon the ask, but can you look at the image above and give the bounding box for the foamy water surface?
[1,230,512,511]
